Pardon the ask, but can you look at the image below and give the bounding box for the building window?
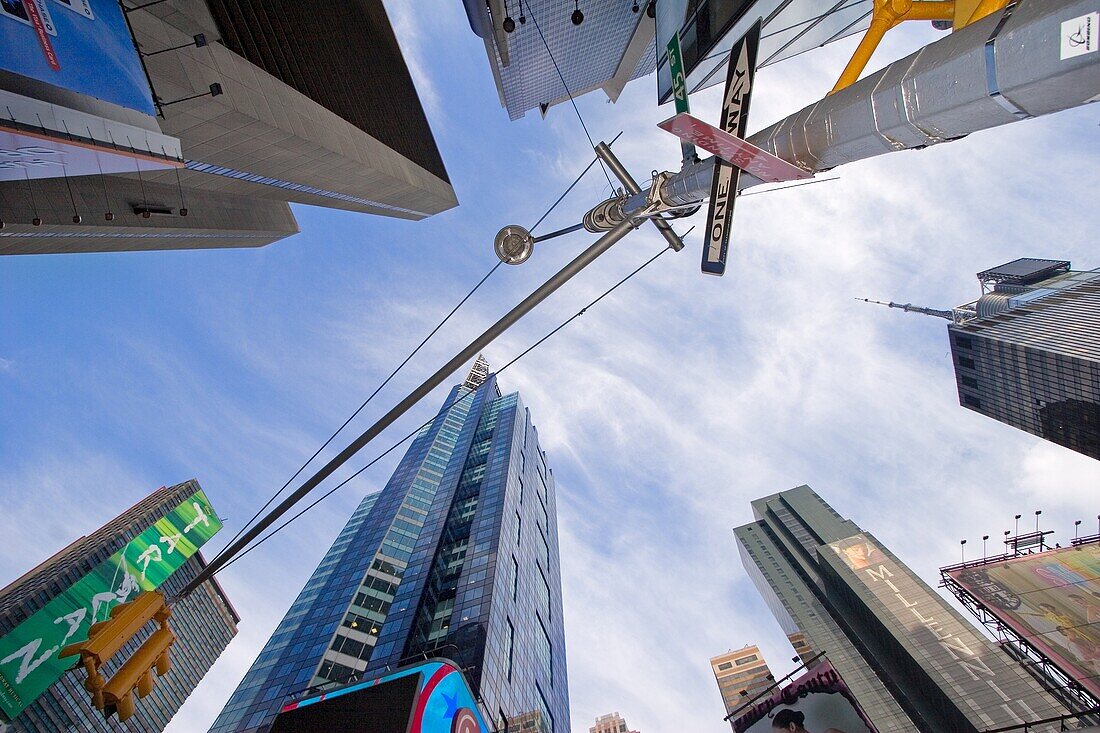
[717,661,733,670]
[958,356,975,369]
[735,654,758,665]
[512,555,519,601]
[515,512,522,545]
[955,335,973,349]
[506,618,515,683]
[963,394,982,409]
[961,376,979,389]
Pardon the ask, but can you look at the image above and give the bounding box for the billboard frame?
[940,535,1100,717]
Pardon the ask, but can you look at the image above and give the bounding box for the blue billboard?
[272,659,492,733]
[1,0,155,115]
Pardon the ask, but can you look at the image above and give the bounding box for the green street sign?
[0,488,222,722]
[667,33,690,114]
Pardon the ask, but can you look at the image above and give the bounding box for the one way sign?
[702,19,761,277]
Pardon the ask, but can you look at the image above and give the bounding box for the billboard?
[274,659,493,733]
[731,660,878,733]
[0,0,155,115]
[0,488,222,721]
[945,542,1100,698]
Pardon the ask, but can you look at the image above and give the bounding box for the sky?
[1,3,1099,733]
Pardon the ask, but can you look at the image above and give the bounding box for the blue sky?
[2,3,1099,732]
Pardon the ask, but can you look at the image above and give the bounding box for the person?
[771,708,849,733]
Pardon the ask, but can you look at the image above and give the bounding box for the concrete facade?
[0,0,455,254]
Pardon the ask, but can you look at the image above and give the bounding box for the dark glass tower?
[948,259,1099,461]
[210,357,568,733]
[735,485,1069,733]
[0,480,239,732]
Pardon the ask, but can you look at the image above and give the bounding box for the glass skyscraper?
[947,258,1099,461]
[210,357,568,733]
[735,485,1069,733]
[0,480,239,732]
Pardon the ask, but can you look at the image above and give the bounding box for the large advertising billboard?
[826,533,1066,728]
[0,488,222,721]
[0,0,155,115]
[945,542,1100,698]
[274,659,493,733]
[731,660,878,733]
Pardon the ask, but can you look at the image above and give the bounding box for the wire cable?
[212,260,502,561]
[212,241,677,576]
[210,134,625,566]
[522,0,616,192]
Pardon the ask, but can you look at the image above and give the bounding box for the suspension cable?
[211,134,623,563]
[210,242,677,577]
[522,0,616,192]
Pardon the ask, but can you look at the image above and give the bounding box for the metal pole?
[620,0,1100,214]
[595,142,684,252]
[176,206,644,599]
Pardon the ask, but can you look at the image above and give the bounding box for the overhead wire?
[208,133,626,569]
[521,0,617,193]
[211,240,679,577]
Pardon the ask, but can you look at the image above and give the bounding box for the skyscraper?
[0,0,455,254]
[210,357,568,733]
[949,259,1099,461]
[590,711,639,733]
[709,646,774,718]
[735,485,1069,732]
[0,480,237,732]
[864,257,1099,461]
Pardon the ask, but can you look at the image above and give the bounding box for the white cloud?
[2,12,1097,733]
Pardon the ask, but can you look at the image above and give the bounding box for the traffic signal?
[59,590,175,721]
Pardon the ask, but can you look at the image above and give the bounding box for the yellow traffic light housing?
[58,590,175,721]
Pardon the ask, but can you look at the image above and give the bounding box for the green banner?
[0,488,221,722]
[667,32,689,114]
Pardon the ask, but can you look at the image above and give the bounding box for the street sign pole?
[701,19,761,276]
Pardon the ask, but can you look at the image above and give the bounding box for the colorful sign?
[0,488,221,721]
[731,660,878,733]
[274,659,492,733]
[0,0,155,115]
[945,542,1100,698]
[828,533,1064,728]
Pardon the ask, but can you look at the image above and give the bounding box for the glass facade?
[0,481,239,732]
[949,271,1100,460]
[735,485,1069,733]
[210,362,568,733]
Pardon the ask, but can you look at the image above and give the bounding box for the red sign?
[658,112,811,183]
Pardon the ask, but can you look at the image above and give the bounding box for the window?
[735,654,758,665]
[963,394,982,409]
[535,616,553,685]
[506,618,515,682]
[515,512,522,545]
[958,356,975,369]
[960,376,979,389]
[512,555,520,601]
[717,661,733,670]
[955,335,973,349]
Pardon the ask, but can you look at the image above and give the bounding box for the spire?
[462,354,491,390]
[856,297,954,321]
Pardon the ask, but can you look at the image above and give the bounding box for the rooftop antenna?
[856,298,953,320]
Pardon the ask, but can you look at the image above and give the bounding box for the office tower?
[735,485,1069,733]
[949,259,1099,460]
[459,1,869,121]
[211,357,568,733]
[590,711,639,733]
[0,0,455,254]
[0,480,237,731]
[710,645,774,717]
